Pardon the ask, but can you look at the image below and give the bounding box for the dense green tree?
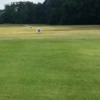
[0,0,100,24]
[0,10,4,23]
[2,2,37,24]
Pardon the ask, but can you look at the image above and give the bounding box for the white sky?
[0,0,45,9]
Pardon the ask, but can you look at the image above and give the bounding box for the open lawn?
[0,25,100,100]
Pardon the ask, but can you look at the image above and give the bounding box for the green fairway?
[0,25,100,100]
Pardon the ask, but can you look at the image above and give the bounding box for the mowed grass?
[0,25,100,100]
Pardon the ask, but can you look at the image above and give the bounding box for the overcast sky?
[0,0,45,9]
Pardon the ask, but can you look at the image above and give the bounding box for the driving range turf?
[0,25,100,100]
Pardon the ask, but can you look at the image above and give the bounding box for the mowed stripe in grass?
[0,25,100,40]
[0,38,100,100]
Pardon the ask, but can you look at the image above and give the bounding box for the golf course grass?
[0,25,100,100]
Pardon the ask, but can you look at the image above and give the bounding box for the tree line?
[0,0,100,25]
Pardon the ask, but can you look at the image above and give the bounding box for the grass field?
[0,25,100,100]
